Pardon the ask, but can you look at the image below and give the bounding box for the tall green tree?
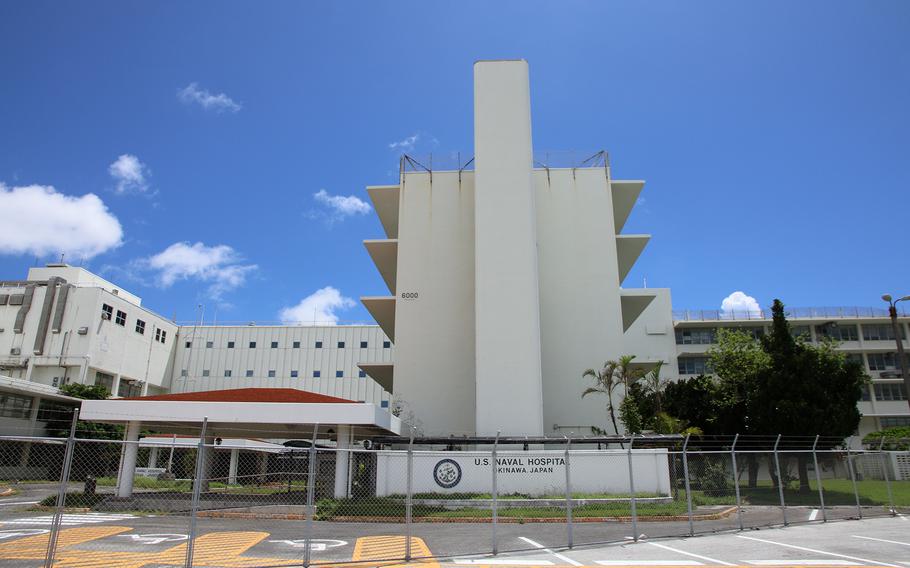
[751,299,867,491]
[582,355,645,435]
[582,360,624,435]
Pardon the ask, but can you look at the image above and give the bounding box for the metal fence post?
[879,436,895,516]
[184,417,208,568]
[846,444,862,519]
[811,435,827,522]
[626,434,639,542]
[44,409,78,568]
[681,434,694,536]
[730,434,743,531]
[405,427,415,562]
[773,434,787,526]
[303,424,319,568]
[564,434,573,549]
[492,430,500,556]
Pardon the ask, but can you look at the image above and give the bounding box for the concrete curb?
[198,506,739,523]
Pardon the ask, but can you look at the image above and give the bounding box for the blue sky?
[1,1,908,324]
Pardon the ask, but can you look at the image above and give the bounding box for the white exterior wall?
[170,325,392,405]
[473,60,544,436]
[393,171,476,435]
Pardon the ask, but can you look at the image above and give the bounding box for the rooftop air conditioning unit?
[10,347,21,356]
[77,327,89,335]
[101,312,111,320]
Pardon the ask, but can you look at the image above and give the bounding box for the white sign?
[268,539,347,551]
[375,449,671,496]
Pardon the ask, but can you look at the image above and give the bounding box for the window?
[861,385,871,401]
[249,341,257,348]
[336,370,344,378]
[790,325,811,340]
[291,370,299,378]
[202,370,210,377]
[380,400,389,409]
[227,341,235,348]
[185,341,192,348]
[846,353,864,366]
[245,370,254,377]
[268,370,276,378]
[863,324,905,341]
[313,370,321,378]
[867,353,899,371]
[874,383,907,401]
[94,372,114,393]
[359,370,367,378]
[271,341,279,348]
[135,319,146,335]
[155,328,167,344]
[206,341,214,348]
[815,324,858,342]
[180,369,188,377]
[383,341,391,349]
[0,394,33,419]
[678,357,710,375]
[293,341,300,348]
[360,341,368,348]
[881,417,910,428]
[101,303,113,319]
[720,326,765,340]
[675,328,715,345]
[338,341,345,348]
[315,341,323,348]
[224,370,232,377]
[115,310,127,326]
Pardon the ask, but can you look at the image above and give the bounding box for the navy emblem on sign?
[433,459,462,489]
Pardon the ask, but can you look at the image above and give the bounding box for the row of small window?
[181,369,369,378]
[861,384,908,402]
[675,323,906,345]
[185,340,390,349]
[101,304,167,343]
[879,417,910,428]
[679,353,902,374]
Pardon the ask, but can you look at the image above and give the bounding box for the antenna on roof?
[59,252,65,264]
[643,277,648,288]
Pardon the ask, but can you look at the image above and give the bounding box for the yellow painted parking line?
[153,530,290,567]
[350,535,439,567]
[0,525,132,557]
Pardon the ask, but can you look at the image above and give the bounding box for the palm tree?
[642,360,668,415]
[582,360,623,436]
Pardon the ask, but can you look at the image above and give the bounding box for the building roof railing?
[399,150,610,173]
[673,306,910,322]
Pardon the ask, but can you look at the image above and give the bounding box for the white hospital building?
[1,60,907,441]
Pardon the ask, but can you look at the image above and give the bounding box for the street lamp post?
[881,294,910,410]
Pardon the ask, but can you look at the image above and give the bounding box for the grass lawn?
[736,479,910,507]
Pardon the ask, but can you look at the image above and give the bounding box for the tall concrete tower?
[473,60,544,435]
[360,60,674,437]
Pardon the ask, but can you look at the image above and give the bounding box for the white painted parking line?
[596,561,703,566]
[808,509,819,521]
[454,559,554,565]
[0,500,40,506]
[645,542,735,567]
[518,537,583,567]
[736,535,906,568]
[746,561,858,566]
[2,513,137,526]
[853,535,910,547]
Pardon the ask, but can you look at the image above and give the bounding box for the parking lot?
[0,495,908,568]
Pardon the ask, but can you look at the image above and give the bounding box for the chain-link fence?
[1,425,907,567]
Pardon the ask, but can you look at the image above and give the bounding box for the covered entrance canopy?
[79,387,402,498]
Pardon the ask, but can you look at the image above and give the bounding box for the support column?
[473,59,543,436]
[117,421,141,498]
[110,374,121,398]
[228,449,239,485]
[19,396,42,466]
[258,451,269,482]
[148,447,159,469]
[334,425,352,498]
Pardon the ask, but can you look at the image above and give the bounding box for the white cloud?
[108,154,149,194]
[142,242,256,299]
[389,133,419,151]
[177,82,242,113]
[279,287,356,325]
[721,291,762,317]
[312,189,371,221]
[0,183,122,259]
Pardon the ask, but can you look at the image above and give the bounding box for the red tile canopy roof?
[122,388,354,404]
